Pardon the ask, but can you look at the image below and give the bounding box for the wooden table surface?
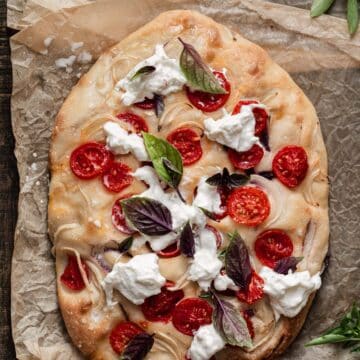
[0,1,347,359]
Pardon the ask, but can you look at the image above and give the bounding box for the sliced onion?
[153,332,182,360]
[302,220,317,259]
[303,158,321,206]
[250,174,285,228]
[91,246,112,273]
[80,114,118,140]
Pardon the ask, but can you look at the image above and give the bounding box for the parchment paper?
[9,0,360,359]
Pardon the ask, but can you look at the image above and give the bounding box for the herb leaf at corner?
[130,66,156,81]
[117,236,134,253]
[225,231,252,290]
[305,304,360,353]
[199,207,220,222]
[206,168,249,189]
[310,0,335,17]
[274,256,303,275]
[143,133,183,189]
[212,292,252,348]
[347,0,359,35]
[179,221,195,257]
[121,197,173,236]
[154,94,164,119]
[120,332,154,360]
[178,38,227,94]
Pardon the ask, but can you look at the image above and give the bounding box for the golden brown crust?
[48,9,329,360]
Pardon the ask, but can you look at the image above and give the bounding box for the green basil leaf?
[347,0,359,35]
[212,292,252,348]
[121,197,173,235]
[117,236,134,253]
[310,0,335,17]
[130,66,156,81]
[178,38,227,94]
[143,133,183,188]
[179,221,195,257]
[225,231,252,290]
[120,333,154,360]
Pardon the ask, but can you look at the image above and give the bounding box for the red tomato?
[272,145,309,188]
[166,127,202,166]
[255,229,293,268]
[228,144,264,170]
[134,97,155,110]
[70,142,112,179]
[109,322,143,354]
[205,224,223,248]
[236,271,264,305]
[227,187,270,227]
[141,281,184,322]
[102,162,133,193]
[112,193,136,234]
[186,71,231,112]
[157,242,181,258]
[172,298,213,336]
[116,112,148,134]
[60,255,89,291]
[232,100,268,135]
[242,310,255,339]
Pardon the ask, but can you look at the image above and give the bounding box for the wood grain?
[0,0,347,359]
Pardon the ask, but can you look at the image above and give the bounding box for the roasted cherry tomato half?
[255,229,293,268]
[115,112,149,134]
[232,100,268,136]
[134,97,156,110]
[112,193,136,234]
[227,186,270,227]
[70,142,112,179]
[186,71,231,112]
[109,322,143,354]
[228,144,264,170]
[172,298,213,336]
[102,162,133,193]
[60,255,89,291]
[272,145,308,188]
[167,127,202,166]
[157,242,181,258]
[236,271,264,305]
[141,281,184,322]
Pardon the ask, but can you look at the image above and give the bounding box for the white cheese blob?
[103,121,149,161]
[193,176,222,214]
[214,273,239,292]
[102,253,165,305]
[116,44,186,106]
[188,226,222,291]
[259,266,321,320]
[187,324,225,360]
[133,166,206,251]
[204,105,264,152]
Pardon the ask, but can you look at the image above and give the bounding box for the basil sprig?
[212,291,252,348]
[120,333,154,360]
[121,197,173,236]
[225,231,252,290]
[130,65,156,81]
[178,38,228,94]
[143,133,185,201]
[306,304,360,353]
[311,0,359,35]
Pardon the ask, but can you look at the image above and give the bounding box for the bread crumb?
[77,51,92,64]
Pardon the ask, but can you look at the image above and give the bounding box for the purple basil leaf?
[120,333,154,360]
[212,292,252,348]
[206,172,223,186]
[228,173,250,188]
[154,93,164,119]
[225,231,252,290]
[259,129,270,151]
[198,207,220,222]
[178,38,227,94]
[258,171,275,180]
[130,66,156,81]
[274,256,303,275]
[179,221,195,257]
[121,197,173,236]
[206,168,249,189]
[117,236,134,253]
